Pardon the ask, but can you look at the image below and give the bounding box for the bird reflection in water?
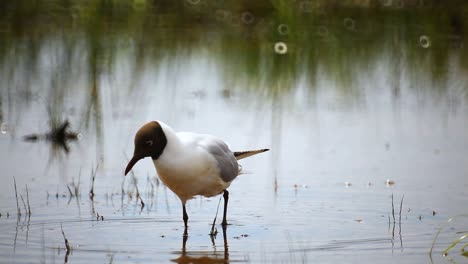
[172,225,229,264]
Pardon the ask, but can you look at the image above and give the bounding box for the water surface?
[1,1,468,263]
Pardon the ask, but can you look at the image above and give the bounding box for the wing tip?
[234,148,270,160]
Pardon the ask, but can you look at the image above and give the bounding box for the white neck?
[156,121,183,159]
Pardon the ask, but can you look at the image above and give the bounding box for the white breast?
[153,125,231,203]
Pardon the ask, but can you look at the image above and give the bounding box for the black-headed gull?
[125,121,269,228]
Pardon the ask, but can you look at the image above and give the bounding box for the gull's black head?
[125,121,167,176]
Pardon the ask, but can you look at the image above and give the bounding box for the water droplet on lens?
[186,0,200,5]
[419,35,431,48]
[274,42,288,54]
[299,1,314,13]
[343,18,355,30]
[241,12,255,24]
[317,26,329,37]
[215,10,227,21]
[379,0,392,7]
[277,24,289,35]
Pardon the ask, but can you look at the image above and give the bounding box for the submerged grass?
[429,214,468,259]
[67,175,81,198]
[210,196,223,237]
[13,177,32,217]
[13,177,20,216]
[20,195,27,216]
[443,234,467,256]
[66,185,74,197]
[462,244,468,257]
[60,224,71,263]
[89,164,98,200]
[124,154,145,209]
[398,195,405,225]
[389,193,405,244]
[388,194,405,225]
[26,184,31,216]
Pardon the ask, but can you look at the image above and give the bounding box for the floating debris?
[233,234,250,239]
[293,184,309,189]
[385,179,395,186]
[96,212,104,221]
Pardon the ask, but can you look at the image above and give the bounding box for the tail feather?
[233,148,269,160]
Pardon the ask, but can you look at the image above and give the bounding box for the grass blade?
[429,214,468,258]
[13,177,21,216]
[443,234,468,256]
[26,184,31,216]
[398,195,405,224]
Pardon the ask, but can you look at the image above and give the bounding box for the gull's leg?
[222,224,229,260]
[182,230,188,253]
[222,190,229,226]
[182,202,189,235]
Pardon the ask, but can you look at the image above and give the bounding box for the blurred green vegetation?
[0,0,467,102]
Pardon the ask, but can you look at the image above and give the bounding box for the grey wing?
[205,138,239,183]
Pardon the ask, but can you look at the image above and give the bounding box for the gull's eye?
[146,140,153,146]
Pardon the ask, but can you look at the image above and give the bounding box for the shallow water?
[1,1,468,263]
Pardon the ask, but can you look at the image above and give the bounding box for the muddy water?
[1,2,468,263]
